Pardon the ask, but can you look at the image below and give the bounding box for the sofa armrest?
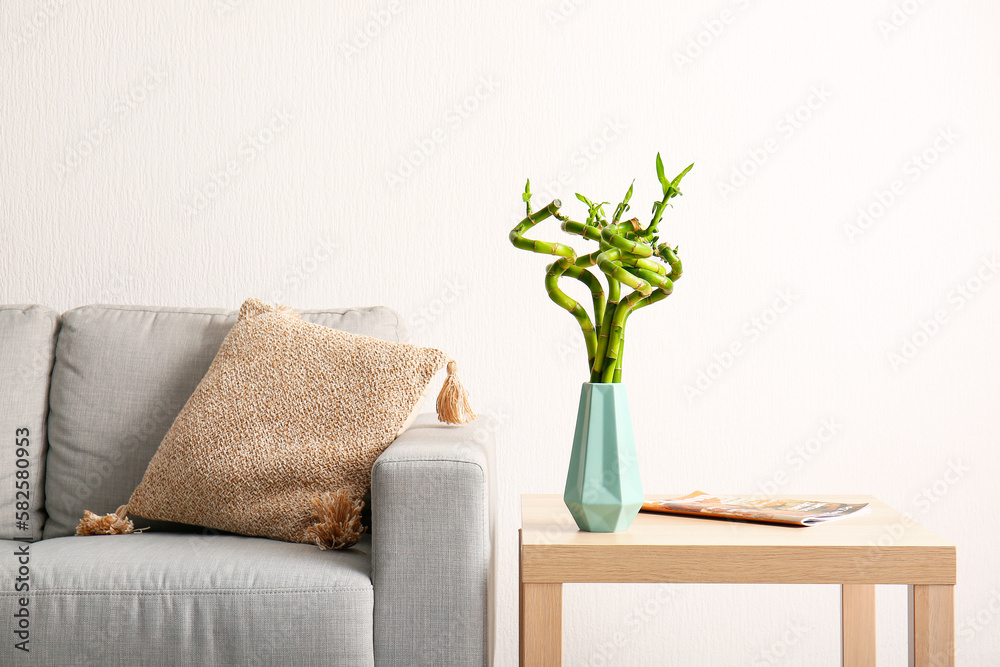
[371,413,494,667]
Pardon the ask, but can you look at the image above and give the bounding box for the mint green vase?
[563,382,643,532]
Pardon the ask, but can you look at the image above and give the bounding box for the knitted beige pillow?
[76,298,475,549]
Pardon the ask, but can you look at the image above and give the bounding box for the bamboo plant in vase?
[510,154,693,532]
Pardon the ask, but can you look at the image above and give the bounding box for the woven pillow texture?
[78,298,474,548]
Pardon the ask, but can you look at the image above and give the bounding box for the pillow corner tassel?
[76,504,146,536]
[305,490,366,550]
[436,360,477,425]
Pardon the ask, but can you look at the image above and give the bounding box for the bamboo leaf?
[674,163,694,183]
[576,193,593,207]
[668,163,695,197]
[613,181,634,223]
[655,153,666,185]
[522,179,532,202]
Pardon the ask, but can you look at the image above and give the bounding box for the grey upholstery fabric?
[1,301,494,665]
[0,534,374,666]
[43,304,405,539]
[371,414,493,667]
[0,306,59,540]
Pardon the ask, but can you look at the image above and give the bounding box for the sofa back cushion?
[0,305,60,541]
[42,304,405,539]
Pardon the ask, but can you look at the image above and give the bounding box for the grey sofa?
[0,304,492,666]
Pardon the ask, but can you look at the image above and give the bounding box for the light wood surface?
[520,530,562,666]
[521,494,956,585]
[519,494,956,666]
[842,584,876,666]
[909,584,955,667]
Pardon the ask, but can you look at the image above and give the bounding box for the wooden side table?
[519,494,956,667]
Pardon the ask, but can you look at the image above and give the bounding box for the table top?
[520,494,956,585]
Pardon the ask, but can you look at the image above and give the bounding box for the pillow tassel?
[436,360,477,424]
[76,504,144,536]
[304,491,365,550]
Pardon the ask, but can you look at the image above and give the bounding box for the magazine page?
[641,491,870,526]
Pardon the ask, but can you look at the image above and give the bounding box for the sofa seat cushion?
[43,304,406,539]
[0,534,374,665]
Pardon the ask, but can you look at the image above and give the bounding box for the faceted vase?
[563,382,643,532]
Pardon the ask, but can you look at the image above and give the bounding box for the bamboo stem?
[512,157,692,383]
[613,333,624,383]
[591,272,622,381]
[601,226,653,258]
[511,199,603,372]
[560,219,603,243]
[546,259,599,369]
[509,200,574,257]
[600,290,644,382]
[596,247,652,297]
[656,244,683,281]
[565,265,606,328]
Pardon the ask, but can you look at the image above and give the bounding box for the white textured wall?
[3,1,1000,664]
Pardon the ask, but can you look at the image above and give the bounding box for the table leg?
[908,584,954,667]
[842,584,876,666]
[520,530,562,666]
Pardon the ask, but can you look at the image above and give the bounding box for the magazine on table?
[640,491,870,527]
